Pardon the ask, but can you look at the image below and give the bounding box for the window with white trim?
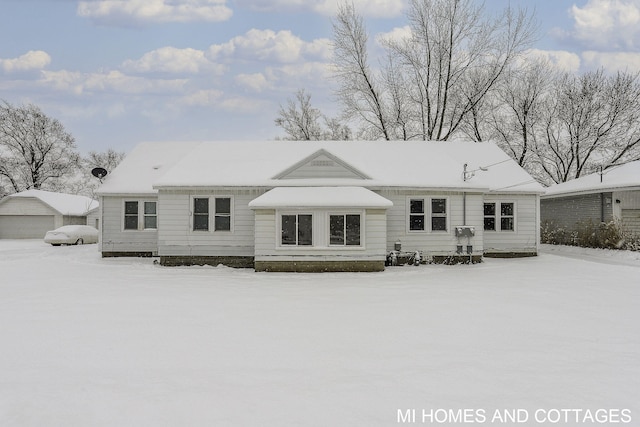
[124,201,138,230]
[193,197,233,232]
[214,197,231,231]
[144,202,157,229]
[500,202,514,231]
[193,198,209,231]
[329,214,361,246]
[409,197,448,232]
[431,198,447,231]
[484,203,496,231]
[409,199,425,231]
[281,214,313,246]
[484,202,515,231]
[124,200,156,231]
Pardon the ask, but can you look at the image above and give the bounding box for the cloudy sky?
[2,0,640,154]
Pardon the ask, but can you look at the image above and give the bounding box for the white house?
[541,161,640,236]
[0,190,99,239]
[96,140,544,271]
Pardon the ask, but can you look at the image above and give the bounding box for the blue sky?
[1,0,640,154]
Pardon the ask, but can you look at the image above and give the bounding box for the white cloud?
[179,89,224,107]
[523,49,582,73]
[208,29,331,64]
[77,0,233,26]
[314,0,404,18]
[267,62,332,82]
[562,0,640,50]
[218,96,270,113]
[122,47,226,75]
[39,70,187,95]
[236,0,404,18]
[582,51,640,72]
[375,25,411,46]
[0,50,51,73]
[235,73,271,92]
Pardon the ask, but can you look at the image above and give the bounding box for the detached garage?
[0,190,98,239]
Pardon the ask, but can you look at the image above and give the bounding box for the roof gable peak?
[272,148,371,180]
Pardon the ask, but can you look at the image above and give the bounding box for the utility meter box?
[455,226,475,237]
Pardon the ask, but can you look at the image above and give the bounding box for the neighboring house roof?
[1,190,98,216]
[248,187,394,209]
[98,140,545,195]
[542,161,640,199]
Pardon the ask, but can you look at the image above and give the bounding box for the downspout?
[463,164,467,225]
[463,192,466,225]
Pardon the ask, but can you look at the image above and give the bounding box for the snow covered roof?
[99,140,544,194]
[3,190,98,216]
[542,161,640,199]
[248,187,394,209]
[96,141,201,195]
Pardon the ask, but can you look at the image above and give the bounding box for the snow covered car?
[44,225,99,246]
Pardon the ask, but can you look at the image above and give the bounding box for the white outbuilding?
[0,190,99,239]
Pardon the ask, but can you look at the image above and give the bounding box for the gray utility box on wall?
[454,226,475,238]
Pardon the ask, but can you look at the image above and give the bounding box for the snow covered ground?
[1,240,638,427]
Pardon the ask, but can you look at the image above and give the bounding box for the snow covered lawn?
[1,241,638,426]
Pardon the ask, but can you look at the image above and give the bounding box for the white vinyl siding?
[157,190,257,257]
[483,194,538,254]
[99,196,159,254]
[278,153,366,180]
[383,190,483,255]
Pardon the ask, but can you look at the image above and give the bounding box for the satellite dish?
[91,167,108,179]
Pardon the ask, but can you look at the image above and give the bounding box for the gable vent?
[310,160,335,167]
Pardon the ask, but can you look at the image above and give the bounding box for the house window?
[431,198,447,231]
[329,214,361,246]
[501,203,515,231]
[124,201,138,230]
[484,203,496,231]
[193,198,209,231]
[484,202,515,231]
[214,197,231,231]
[144,202,157,229]
[409,199,425,231]
[282,214,313,246]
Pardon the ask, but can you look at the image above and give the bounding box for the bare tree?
[275,89,352,140]
[332,2,390,140]
[85,148,126,173]
[0,101,80,194]
[382,0,538,141]
[489,59,554,167]
[59,148,126,197]
[534,70,640,183]
[275,89,323,140]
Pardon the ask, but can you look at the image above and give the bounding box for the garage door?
[622,209,640,236]
[0,215,55,239]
